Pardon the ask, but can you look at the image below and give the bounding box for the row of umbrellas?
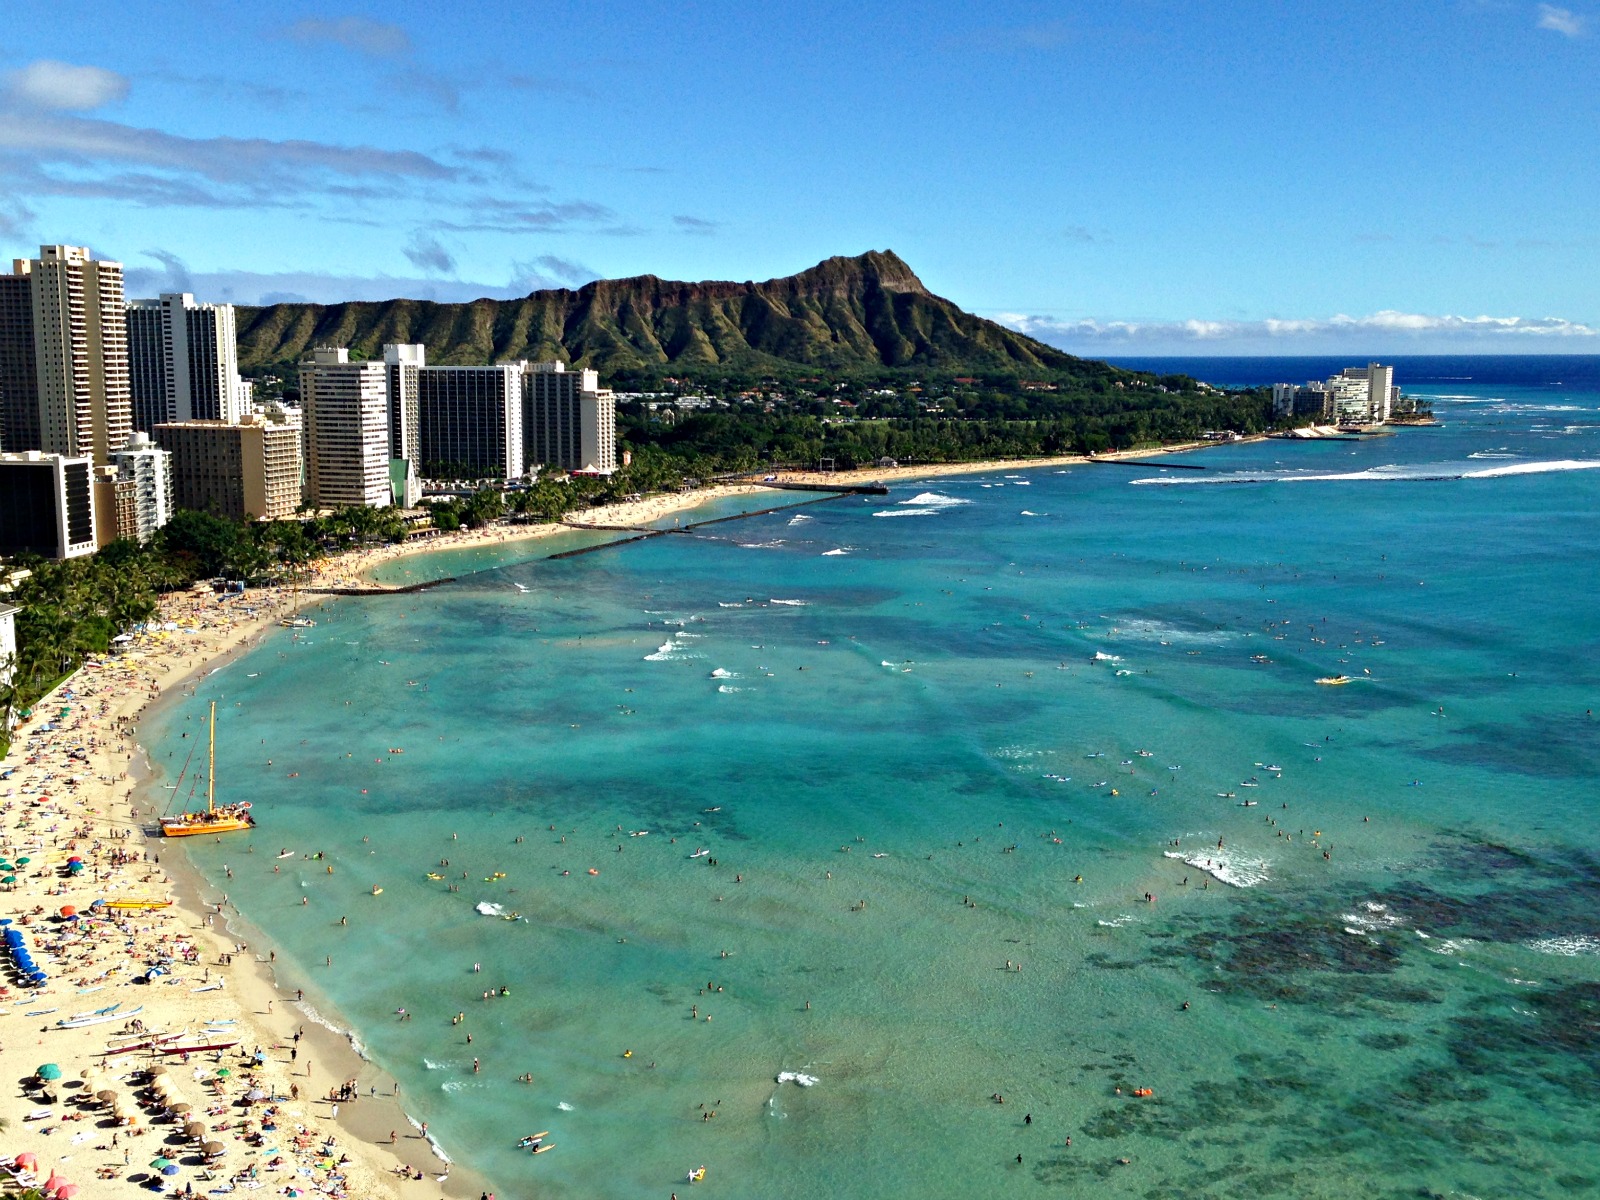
[7,1154,79,1197]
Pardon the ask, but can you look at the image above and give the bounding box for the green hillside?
[235,250,1096,378]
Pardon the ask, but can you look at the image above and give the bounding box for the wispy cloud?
[123,263,551,306]
[673,214,720,235]
[136,249,192,292]
[4,60,129,111]
[1536,3,1585,35]
[0,110,450,187]
[509,255,597,293]
[402,231,455,274]
[1062,225,1110,244]
[996,310,1600,351]
[284,16,412,57]
[958,20,1073,51]
[434,199,617,233]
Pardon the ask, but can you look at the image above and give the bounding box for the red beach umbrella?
[14,1153,37,1170]
[59,906,76,918]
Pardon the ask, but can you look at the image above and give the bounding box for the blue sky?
[1,0,1596,354]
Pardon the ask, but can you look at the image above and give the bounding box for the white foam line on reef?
[1527,934,1600,956]
[1163,849,1270,887]
[1131,459,1600,487]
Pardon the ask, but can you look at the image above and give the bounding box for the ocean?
[142,355,1600,1198]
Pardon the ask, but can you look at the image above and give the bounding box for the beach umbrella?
[59,905,76,917]
[44,1173,64,1193]
[213,1068,230,1079]
[202,1142,225,1157]
[96,1089,119,1102]
[3,876,17,885]
[245,1088,266,1102]
[37,1062,63,1079]
[54,1186,79,1199]
[185,1121,207,1138]
[161,1164,180,1177]
[16,856,31,864]
[14,1153,37,1170]
[148,1158,172,1170]
[169,1102,192,1115]
[145,1065,167,1076]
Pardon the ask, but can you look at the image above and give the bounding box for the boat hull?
[161,817,253,838]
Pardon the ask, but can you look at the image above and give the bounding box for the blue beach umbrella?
[36,1063,63,1079]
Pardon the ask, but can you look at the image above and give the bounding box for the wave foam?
[1132,459,1600,487]
[1163,849,1270,887]
[776,1071,819,1087]
[874,507,939,517]
[768,598,807,606]
[475,901,504,917]
[900,492,972,508]
[822,548,850,556]
[1528,935,1600,956]
[295,1000,370,1061]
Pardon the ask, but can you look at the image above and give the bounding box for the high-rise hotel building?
[127,292,244,431]
[524,362,617,474]
[299,347,393,509]
[0,246,131,463]
[418,364,525,482]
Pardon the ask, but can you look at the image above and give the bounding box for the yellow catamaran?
[161,701,254,838]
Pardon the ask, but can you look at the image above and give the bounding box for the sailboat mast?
[207,700,216,816]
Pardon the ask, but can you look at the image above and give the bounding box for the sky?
[1,0,1596,355]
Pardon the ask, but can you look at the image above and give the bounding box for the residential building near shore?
[0,245,132,463]
[104,431,173,543]
[1273,362,1399,425]
[154,412,303,522]
[0,449,97,559]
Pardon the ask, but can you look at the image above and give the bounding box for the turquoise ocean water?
[142,359,1600,1198]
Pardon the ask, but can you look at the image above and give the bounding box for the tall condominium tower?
[0,268,39,452]
[27,246,131,464]
[383,343,423,464]
[299,347,393,509]
[417,364,525,482]
[127,292,244,431]
[523,361,617,474]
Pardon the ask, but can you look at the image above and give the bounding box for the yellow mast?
[207,700,216,816]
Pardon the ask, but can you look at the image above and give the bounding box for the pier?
[1088,458,1207,470]
[304,577,456,596]
[549,493,854,559]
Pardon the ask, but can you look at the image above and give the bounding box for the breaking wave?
[1131,459,1600,486]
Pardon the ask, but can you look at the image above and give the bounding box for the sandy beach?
[0,445,1238,1199]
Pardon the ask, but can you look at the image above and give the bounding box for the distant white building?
[106,432,173,543]
[1272,362,1398,424]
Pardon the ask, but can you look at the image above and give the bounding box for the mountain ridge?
[235,250,1093,378]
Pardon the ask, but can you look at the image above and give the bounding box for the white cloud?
[285,16,412,57]
[5,60,129,111]
[995,310,1600,353]
[1536,4,1585,35]
[0,111,450,188]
